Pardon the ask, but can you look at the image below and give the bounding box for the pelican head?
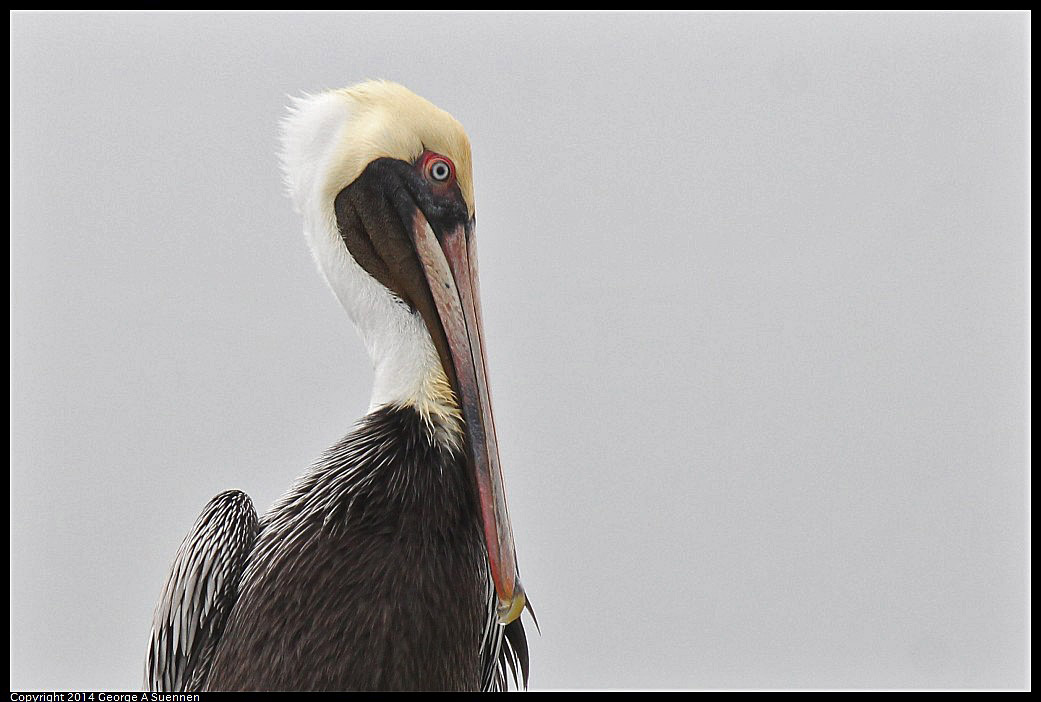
[279,80,523,624]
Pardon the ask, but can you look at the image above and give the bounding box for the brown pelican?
[145,81,531,692]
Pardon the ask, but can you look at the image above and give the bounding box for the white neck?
[280,90,462,439]
[304,207,462,435]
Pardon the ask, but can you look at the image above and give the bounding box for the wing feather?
[478,576,534,692]
[145,490,258,692]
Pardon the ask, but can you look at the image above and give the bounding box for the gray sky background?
[10,12,1028,690]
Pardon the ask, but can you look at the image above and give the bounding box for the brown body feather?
[202,406,512,691]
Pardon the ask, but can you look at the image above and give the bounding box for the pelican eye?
[425,156,454,183]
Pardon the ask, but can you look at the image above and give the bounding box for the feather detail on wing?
[146,490,259,692]
[480,574,535,691]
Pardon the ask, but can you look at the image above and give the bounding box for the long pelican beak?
[406,210,525,625]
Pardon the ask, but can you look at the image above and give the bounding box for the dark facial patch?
[332,157,471,398]
[332,158,468,310]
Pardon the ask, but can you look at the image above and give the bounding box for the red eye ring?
[420,152,455,185]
